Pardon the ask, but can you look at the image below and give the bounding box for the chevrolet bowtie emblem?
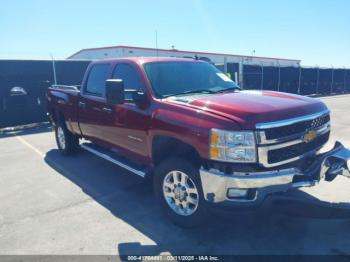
[303,129,317,143]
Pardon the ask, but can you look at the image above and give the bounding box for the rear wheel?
[154,157,208,227]
[55,121,79,155]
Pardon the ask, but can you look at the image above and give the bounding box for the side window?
[112,64,143,99]
[85,64,110,96]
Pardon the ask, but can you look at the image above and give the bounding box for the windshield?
[143,61,240,98]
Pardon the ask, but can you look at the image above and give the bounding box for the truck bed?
[47,85,81,136]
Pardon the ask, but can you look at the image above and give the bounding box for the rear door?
[78,63,112,145]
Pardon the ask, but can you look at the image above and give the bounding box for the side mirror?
[106,79,124,105]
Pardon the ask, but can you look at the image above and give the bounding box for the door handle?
[78,102,86,108]
[102,107,113,113]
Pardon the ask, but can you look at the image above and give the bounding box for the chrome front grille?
[256,110,331,167]
[264,114,330,140]
[267,132,330,165]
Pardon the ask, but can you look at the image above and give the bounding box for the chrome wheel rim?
[163,170,199,216]
[57,126,66,149]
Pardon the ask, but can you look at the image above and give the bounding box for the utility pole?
[277,61,281,92]
[239,57,244,88]
[316,67,320,95]
[298,66,302,94]
[224,57,228,74]
[261,63,264,90]
[343,67,347,93]
[50,53,57,85]
[330,67,334,94]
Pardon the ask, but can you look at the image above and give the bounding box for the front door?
[108,63,151,164]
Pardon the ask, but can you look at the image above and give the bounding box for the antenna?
[155,30,159,57]
[50,53,57,85]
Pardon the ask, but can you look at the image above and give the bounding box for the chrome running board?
[80,143,147,178]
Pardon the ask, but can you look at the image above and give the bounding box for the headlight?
[209,129,257,163]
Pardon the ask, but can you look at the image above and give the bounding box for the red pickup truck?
[47,57,350,226]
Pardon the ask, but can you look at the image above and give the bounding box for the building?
[68,45,300,66]
[68,45,301,86]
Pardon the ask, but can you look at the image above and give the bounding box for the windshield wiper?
[215,87,241,93]
[162,89,216,98]
[181,89,216,95]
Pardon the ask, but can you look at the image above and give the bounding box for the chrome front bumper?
[200,142,350,205]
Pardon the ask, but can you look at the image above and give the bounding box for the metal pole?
[224,57,228,74]
[277,62,281,92]
[50,53,57,85]
[316,67,320,95]
[298,66,302,94]
[343,68,347,93]
[261,64,264,90]
[239,57,244,88]
[330,68,334,94]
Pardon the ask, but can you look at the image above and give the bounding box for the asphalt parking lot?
[0,95,350,256]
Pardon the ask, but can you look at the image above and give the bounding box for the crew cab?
[47,57,350,226]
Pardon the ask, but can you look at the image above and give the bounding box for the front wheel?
[55,121,79,155]
[154,157,208,227]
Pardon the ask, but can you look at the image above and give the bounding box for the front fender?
[149,102,241,159]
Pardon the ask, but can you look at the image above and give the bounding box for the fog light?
[227,188,248,198]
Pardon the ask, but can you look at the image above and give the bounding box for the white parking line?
[15,136,45,158]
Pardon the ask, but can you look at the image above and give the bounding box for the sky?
[0,0,349,67]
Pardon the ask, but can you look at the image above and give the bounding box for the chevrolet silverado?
[47,57,350,226]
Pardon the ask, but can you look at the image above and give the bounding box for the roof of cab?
[92,56,203,65]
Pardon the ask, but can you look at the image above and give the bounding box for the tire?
[154,157,208,227]
[55,121,79,155]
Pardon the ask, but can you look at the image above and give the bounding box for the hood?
[166,90,328,129]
